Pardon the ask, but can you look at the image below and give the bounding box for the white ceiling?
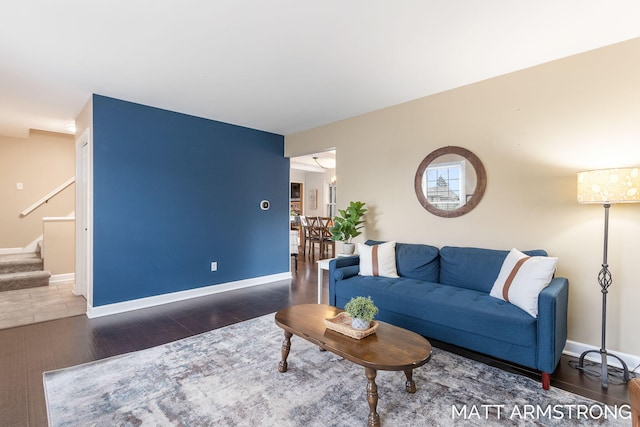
[2,1,640,139]
[291,150,336,172]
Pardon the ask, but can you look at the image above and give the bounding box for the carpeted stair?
[0,253,51,292]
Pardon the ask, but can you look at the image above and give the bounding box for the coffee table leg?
[278,330,292,373]
[365,367,380,427]
[404,368,416,393]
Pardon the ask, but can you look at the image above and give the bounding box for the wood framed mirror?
[414,146,487,218]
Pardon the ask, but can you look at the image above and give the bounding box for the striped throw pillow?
[358,241,399,278]
[490,248,558,317]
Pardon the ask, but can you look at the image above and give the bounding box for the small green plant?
[344,296,379,322]
[329,201,367,243]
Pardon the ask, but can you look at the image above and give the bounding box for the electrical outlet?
[211,262,218,272]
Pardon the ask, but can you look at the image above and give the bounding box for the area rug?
[44,313,630,426]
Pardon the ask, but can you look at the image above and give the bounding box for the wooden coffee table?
[275,304,432,427]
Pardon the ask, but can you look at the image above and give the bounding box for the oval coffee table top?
[275,304,432,371]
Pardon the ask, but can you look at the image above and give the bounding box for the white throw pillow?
[358,241,399,278]
[490,248,558,318]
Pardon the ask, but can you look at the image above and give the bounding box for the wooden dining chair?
[298,215,310,257]
[318,216,335,259]
[306,217,324,260]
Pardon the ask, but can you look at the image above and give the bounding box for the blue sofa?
[328,242,569,389]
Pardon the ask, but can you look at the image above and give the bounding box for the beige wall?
[305,169,335,217]
[0,130,75,249]
[285,38,640,356]
[43,219,75,275]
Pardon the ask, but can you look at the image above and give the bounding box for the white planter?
[351,317,370,330]
[341,242,355,255]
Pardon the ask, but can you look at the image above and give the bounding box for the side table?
[316,258,333,303]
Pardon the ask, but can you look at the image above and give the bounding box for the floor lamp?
[576,167,640,388]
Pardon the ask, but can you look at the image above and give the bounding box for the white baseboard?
[50,273,75,284]
[23,236,43,254]
[563,340,640,373]
[0,247,29,255]
[0,242,42,255]
[86,272,292,319]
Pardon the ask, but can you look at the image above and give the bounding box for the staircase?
[0,252,51,292]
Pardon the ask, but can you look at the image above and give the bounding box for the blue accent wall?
[92,95,289,306]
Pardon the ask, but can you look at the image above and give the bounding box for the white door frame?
[75,128,93,308]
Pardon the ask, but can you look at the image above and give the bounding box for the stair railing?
[20,177,75,218]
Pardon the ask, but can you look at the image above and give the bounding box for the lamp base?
[576,348,630,388]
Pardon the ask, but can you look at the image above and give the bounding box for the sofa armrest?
[328,256,360,306]
[536,277,569,373]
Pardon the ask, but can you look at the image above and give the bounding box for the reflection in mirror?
[414,146,486,218]
[422,154,478,211]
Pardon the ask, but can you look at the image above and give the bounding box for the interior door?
[75,128,91,303]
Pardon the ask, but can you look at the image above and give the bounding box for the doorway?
[0,129,86,330]
[289,149,337,262]
[75,128,92,308]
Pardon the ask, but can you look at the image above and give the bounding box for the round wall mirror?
[414,146,487,218]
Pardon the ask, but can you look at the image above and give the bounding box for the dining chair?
[318,216,335,259]
[299,216,310,257]
[289,230,299,271]
[306,217,323,260]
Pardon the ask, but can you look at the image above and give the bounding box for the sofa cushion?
[439,246,548,293]
[358,241,399,278]
[490,248,558,317]
[366,240,439,282]
[333,275,536,348]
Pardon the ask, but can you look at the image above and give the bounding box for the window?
[327,183,337,217]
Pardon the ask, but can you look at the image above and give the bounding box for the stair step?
[0,271,51,292]
[0,256,44,275]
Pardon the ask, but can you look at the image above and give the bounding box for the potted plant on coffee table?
[329,201,367,255]
[344,296,378,330]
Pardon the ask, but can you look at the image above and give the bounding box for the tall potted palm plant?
[329,201,367,255]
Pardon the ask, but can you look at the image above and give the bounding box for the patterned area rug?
[44,313,630,426]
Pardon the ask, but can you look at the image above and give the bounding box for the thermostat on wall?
[260,200,270,210]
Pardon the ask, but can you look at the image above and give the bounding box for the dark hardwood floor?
[0,255,633,426]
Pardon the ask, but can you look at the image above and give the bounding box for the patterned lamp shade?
[577,167,640,204]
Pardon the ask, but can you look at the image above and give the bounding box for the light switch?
[16,183,23,190]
